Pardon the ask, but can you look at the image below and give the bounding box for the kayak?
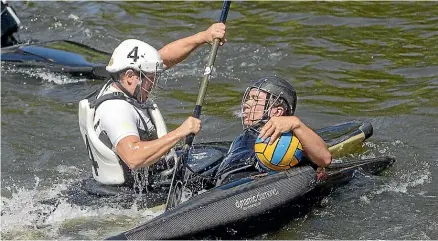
[103,121,394,240]
[1,0,110,80]
[1,40,110,79]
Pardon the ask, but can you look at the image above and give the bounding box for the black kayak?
[105,121,395,240]
[1,40,111,79]
[1,0,110,80]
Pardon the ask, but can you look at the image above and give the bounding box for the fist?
[258,116,301,144]
[203,23,227,45]
[180,116,201,136]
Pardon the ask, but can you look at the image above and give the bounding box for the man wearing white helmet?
[78,23,226,189]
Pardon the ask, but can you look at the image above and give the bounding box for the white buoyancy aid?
[78,91,173,185]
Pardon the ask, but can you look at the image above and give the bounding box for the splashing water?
[373,165,431,195]
[132,167,150,196]
[1,175,164,240]
[4,66,89,85]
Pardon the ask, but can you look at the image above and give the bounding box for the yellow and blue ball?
[254,132,304,171]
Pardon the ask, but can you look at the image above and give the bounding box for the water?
[1,1,437,239]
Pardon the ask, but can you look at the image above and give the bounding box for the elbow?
[161,61,171,70]
[158,51,171,69]
[122,155,145,170]
[124,158,141,170]
[320,152,332,167]
[123,156,155,170]
[311,150,332,168]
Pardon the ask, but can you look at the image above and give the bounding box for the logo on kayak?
[235,188,279,211]
[250,173,269,179]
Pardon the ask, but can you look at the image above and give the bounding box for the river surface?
[1,1,437,240]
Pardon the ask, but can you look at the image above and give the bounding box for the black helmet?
[249,76,297,115]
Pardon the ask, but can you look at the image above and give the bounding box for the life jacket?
[78,82,175,186]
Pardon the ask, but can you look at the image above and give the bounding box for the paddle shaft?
[192,0,231,116]
[165,0,231,211]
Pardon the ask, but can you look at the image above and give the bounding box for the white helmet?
[106,39,164,74]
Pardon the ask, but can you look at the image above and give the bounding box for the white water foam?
[373,159,431,195]
[363,139,405,158]
[5,67,89,85]
[68,14,79,22]
[1,175,164,239]
[55,165,83,176]
[374,171,431,195]
[361,139,432,196]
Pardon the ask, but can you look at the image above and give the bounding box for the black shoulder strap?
[90,91,152,134]
[89,92,126,109]
[132,107,152,134]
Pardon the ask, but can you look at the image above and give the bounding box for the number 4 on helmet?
[106,39,164,74]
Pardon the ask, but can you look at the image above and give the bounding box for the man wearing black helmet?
[242,76,332,167]
[214,76,331,180]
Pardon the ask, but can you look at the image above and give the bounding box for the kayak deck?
[105,121,395,240]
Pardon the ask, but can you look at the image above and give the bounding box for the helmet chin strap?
[110,69,146,102]
[132,79,142,102]
[247,119,267,133]
[112,77,137,101]
[112,79,151,109]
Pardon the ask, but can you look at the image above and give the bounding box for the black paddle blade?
[166,181,184,210]
[165,143,191,211]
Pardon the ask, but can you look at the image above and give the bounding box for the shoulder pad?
[90,92,126,109]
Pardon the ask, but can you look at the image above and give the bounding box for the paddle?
[165,0,231,211]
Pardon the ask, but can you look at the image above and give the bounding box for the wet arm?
[292,119,332,167]
[159,23,226,69]
[259,116,332,167]
[158,31,207,69]
[116,128,186,169]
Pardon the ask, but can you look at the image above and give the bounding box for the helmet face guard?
[241,81,283,130]
[134,64,162,104]
[240,76,297,130]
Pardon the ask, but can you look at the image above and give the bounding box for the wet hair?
[112,69,139,83]
[270,96,290,116]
